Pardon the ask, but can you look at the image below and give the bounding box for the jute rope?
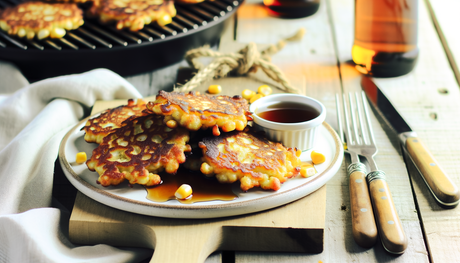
[175,28,306,94]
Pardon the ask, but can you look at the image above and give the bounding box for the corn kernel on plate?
[59,113,343,219]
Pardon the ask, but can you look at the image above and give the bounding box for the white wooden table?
[73,0,460,261]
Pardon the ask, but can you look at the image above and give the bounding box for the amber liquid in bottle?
[352,0,419,77]
[263,0,320,18]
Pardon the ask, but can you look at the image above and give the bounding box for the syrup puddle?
[146,169,237,204]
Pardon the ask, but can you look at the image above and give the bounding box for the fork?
[336,93,377,248]
[339,92,408,254]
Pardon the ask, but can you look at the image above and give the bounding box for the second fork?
[336,93,377,248]
[340,92,408,254]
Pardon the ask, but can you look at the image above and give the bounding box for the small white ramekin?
[249,93,326,151]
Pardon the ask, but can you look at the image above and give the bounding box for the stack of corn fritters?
[82,91,302,191]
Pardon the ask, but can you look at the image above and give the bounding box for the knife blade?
[361,76,460,207]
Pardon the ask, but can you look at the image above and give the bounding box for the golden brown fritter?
[0,1,84,40]
[82,99,148,144]
[88,0,176,31]
[147,91,252,136]
[198,129,302,191]
[86,114,191,187]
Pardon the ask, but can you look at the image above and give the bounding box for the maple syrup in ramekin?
[256,101,320,123]
[249,94,326,150]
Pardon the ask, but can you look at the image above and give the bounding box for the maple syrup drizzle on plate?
[146,169,237,204]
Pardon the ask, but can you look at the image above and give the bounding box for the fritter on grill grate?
[88,0,176,31]
[82,99,148,144]
[86,114,191,187]
[198,129,302,191]
[147,91,252,136]
[0,1,84,40]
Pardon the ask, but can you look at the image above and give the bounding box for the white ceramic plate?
[59,116,343,219]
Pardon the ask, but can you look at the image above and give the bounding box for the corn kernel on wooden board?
[68,98,328,263]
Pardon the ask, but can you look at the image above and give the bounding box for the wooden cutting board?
[69,90,328,263]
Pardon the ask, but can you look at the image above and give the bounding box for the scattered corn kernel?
[17,28,26,38]
[300,163,316,178]
[200,162,214,175]
[26,31,35,40]
[212,125,221,136]
[166,119,177,128]
[37,29,50,40]
[50,28,66,38]
[157,13,172,26]
[175,184,193,200]
[130,20,144,31]
[208,84,222,94]
[144,16,152,24]
[222,121,236,132]
[76,152,87,164]
[249,93,264,104]
[0,21,9,31]
[235,120,245,131]
[257,85,272,96]
[296,149,302,157]
[311,151,326,164]
[64,21,73,30]
[242,89,256,100]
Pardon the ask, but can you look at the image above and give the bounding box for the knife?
[361,76,460,207]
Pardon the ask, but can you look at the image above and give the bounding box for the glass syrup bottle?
[352,0,419,77]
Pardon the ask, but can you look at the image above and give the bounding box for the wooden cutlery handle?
[368,171,407,254]
[347,163,378,248]
[405,137,460,207]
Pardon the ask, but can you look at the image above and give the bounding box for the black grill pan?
[0,0,241,80]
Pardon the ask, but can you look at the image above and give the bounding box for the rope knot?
[236,42,259,75]
[176,28,306,94]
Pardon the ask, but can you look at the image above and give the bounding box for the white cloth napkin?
[0,64,152,262]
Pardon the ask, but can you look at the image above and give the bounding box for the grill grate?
[0,0,240,80]
[0,0,239,51]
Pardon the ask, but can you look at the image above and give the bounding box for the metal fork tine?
[348,93,361,145]
[347,92,408,254]
[342,94,353,145]
[361,91,377,146]
[355,92,367,145]
[336,93,378,248]
[335,94,344,143]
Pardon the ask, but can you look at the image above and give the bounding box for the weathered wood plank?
[425,0,460,86]
[409,1,460,262]
[332,0,460,262]
[232,0,358,262]
[235,0,341,120]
